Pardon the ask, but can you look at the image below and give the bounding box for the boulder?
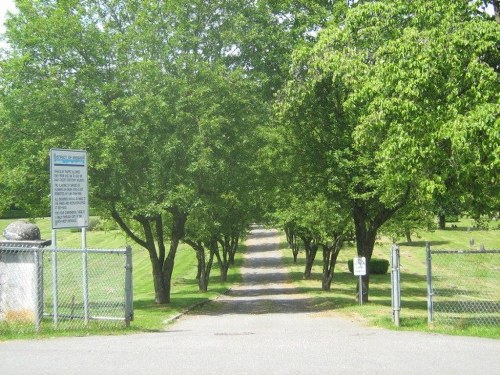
[2,221,41,241]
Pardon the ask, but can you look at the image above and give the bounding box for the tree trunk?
[186,239,215,292]
[438,214,446,230]
[405,227,412,243]
[151,257,168,304]
[215,239,229,282]
[228,236,238,265]
[285,225,292,247]
[110,201,187,305]
[285,224,299,262]
[162,208,187,303]
[304,244,318,279]
[291,234,299,263]
[196,243,208,292]
[353,205,380,303]
[352,188,409,302]
[321,238,342,291]
[301,236,317,279]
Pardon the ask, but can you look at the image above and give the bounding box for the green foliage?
[272,0,499,300]
[0,0,269,302]
[380,202,436,243]
[473,216,491,231]
[347,258,389,275]
[0,208,28,219]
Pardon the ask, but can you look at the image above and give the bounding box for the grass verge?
[0,217,243,341]
[281,218,500,339]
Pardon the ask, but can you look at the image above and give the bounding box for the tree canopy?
[272,0,499,300]
[0,0,272,303]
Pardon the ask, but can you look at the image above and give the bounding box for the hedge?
[347,258,389,275]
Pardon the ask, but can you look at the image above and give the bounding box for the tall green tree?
[274,0,499,301]
[0,0,261,303]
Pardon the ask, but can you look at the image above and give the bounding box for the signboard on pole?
[50,149,89,229]
[353,257,367,276]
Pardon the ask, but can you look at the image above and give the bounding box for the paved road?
[1,227,499,374]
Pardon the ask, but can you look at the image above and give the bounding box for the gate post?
[426,241,433,324]
[391,244,401,326]
[125,246,133,327]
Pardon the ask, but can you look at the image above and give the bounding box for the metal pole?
[359,275,363,306]
[82,227,89,326]
[34,246,41,333]
[51,229,58,327]
[125,246,133,327]
[426,241,433,324]
[391,244,401,327]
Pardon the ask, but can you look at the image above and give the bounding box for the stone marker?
[3,220,41,241]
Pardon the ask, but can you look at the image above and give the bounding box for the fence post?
[51,230,58,327]
[125,246,133,327]
[82,228,89,326]
[425,241,433,324]
[391,244,401,327]
[34,246,43,333]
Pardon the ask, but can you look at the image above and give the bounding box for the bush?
[473,216,490,231]
[70,217,102,232]
[0,208,28,219]
[348,258,389,275]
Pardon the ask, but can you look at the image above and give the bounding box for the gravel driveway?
[1,227,499,375]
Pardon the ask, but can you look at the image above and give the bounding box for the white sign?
[353,257,367,276]
[50,149,89,229]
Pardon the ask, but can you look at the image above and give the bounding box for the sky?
[0,0,15,34]
[0,0,15,49]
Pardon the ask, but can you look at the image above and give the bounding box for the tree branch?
[111,205,148,249]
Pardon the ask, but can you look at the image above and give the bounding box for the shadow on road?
[186,227,354,316]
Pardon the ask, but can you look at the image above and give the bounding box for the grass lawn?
[281,218,500,339]
[0,217,242,340]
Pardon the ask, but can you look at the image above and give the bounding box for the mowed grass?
[0,217,242,340]
[281,218,500,339]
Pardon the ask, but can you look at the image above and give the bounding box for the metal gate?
[426,242,500,326]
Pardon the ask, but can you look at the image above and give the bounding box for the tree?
[0,0,261,303]
[380,201,435,244]
[274,0,499,301]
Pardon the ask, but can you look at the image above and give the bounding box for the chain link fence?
[0,242,132,334]
[426,243,500,327]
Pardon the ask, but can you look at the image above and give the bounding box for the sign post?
[353,257,367,305]
[50,149,89,325]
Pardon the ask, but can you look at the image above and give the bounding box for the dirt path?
[196,226,318,315]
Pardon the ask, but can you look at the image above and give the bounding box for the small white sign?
[353,257,367,276]
[50,149,89,229]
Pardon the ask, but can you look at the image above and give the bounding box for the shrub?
[0,208,28,219]
[473,216,490,231]
[70,217,102,232]
[347,258,389,275]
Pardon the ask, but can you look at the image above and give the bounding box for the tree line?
[1,0,498,303]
